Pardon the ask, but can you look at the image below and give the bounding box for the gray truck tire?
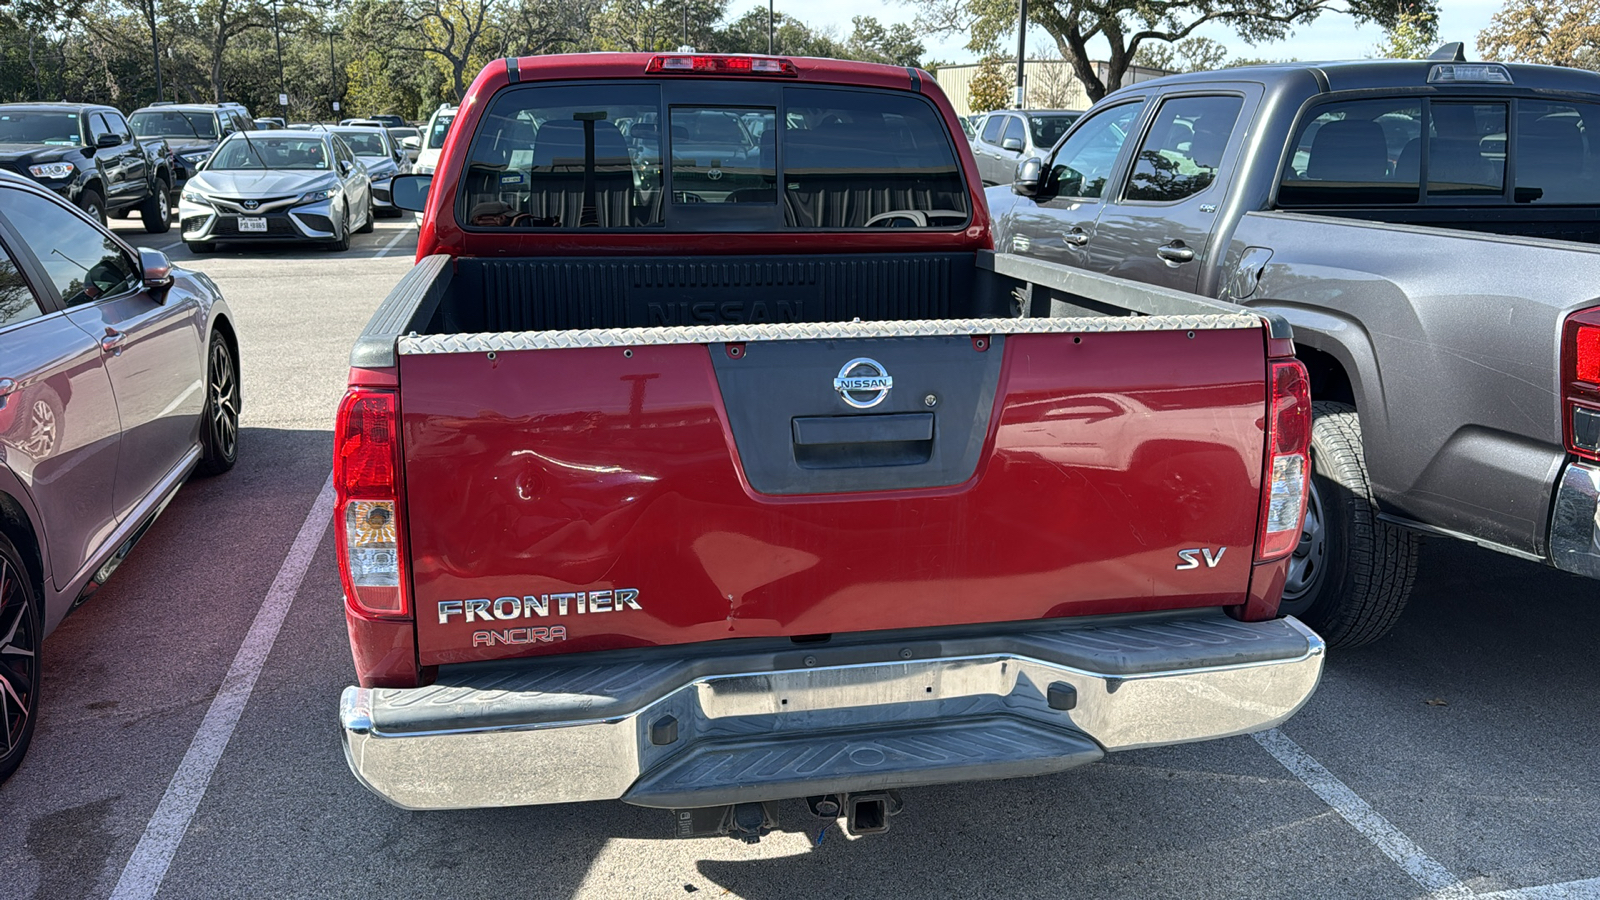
[1278,401,1419,647]
[141,178,172,234]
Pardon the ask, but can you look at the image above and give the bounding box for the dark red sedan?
[0,171,241,782]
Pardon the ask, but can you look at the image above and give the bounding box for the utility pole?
[768,0,774,54]
[146,0,165,103]
[328,29,338,115]
[683,3,689,49]
[1013,0,1027,109]
[272,0,286,111]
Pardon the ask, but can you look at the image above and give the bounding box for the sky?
[789,0,1509,66]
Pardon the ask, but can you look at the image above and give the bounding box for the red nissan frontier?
[334,52,1324,839]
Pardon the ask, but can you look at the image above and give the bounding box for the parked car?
[986,50,1600,646]
[386,126,421,164]
[335,52,1324,841]
[339,118,385,128]
[177,130,373,253]
[412,103,456,175]
[367,114,406,129]
[971,109,1083,185]
[327,125,409,216]
[0,102,174,231]
[0,170,240,783]
[129,103,257,194]
[252,117,286,130]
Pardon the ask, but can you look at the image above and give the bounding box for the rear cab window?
[1276,93,1591,207]
[458,82,969,230]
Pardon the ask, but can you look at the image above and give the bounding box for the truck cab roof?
[1117,58,1600,98]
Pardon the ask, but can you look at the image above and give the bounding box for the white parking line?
[1478,878,1600,899]
[372,227,413,259]
[1252,729,1474,899]
[108,475,336,900]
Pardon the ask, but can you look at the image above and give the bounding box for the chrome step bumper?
[339,612,1325,810]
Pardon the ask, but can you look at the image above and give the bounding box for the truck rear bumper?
[1551,461,1600,578]
[339,611,1324,811]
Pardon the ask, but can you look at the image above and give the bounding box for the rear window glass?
[1427,102,1505,199]
[459,84,968,230]
[1515,101,1600,204]
[333,130,387,156]
[1028,114,1078,149]
[1279,99,1422,206]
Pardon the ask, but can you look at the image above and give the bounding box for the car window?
[980,114,1004,144]
[208,135,330,170]
[1028,114,1079,150]
[89,113,114,143]
[426,113,455,149]
[334,138,356,167]
[132,110,218,140]
[1001,115,1026,147]
[670,107,773,204]
[0,111,81,145]
[335,131,388,156]
[1428,101,1506,199]
[1516,101,1600,204]
[2,190,138,307]
[0,235,43,330]
[1048,101,1144,200]
[105,112,133,141]
[1124,95,1243,203]
[219,114,237,137]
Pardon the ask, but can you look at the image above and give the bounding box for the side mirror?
[95,133,121,149]
[1001,137,1024,152]
[339,160,352,176]
[400,136,420,150]
[1013,157,1045,196]
[138,248,173,292]
[391,173,431,212]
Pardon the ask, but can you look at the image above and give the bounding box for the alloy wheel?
[0,558,38,763]
[1282,478,1327,602]
[209,340,238,460]
[157,191,170,221]
[20,400,56,458]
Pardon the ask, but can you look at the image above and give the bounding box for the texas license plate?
[238,217,267,233]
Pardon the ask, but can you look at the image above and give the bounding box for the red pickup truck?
[335,52,1324,839]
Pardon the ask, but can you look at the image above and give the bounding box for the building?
[934,59,1172,116]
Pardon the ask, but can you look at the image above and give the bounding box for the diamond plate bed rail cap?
[397,313,1265,355]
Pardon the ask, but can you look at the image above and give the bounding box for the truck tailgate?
[396,318,1269,666]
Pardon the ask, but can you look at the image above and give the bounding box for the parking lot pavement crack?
[105,474,336,900]
[1252,729,1476,900]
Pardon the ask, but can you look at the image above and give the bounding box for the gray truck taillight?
[334,389,411,618]
[1561,308,1600,462]
[1257,360,1312,561]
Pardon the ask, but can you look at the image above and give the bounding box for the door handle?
[1063,228,1089,246]
[1157,242,1196,263]
[101,329,125,354]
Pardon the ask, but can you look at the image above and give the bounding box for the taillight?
[1561,308,1600,461]
[1257,360,1312,561]
[334,389,410,618]
[644,55,798,76]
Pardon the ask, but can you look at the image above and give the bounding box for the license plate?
[238,216,267,233]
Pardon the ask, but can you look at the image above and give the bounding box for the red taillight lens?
[334,389,409,618]
[1563,310,1600,462]
[645,55,798,76]
[1257,360,1312,561]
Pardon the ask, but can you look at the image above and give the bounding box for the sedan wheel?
[0,540,41,783]
[197,333,240,476]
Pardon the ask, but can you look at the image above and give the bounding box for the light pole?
[1013,0,1028,109]
[768,0,774,54]
[272,0,286,112]
[145,1,165,103]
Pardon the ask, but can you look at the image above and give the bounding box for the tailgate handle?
[791,413,935,470]
[792,413,934,445]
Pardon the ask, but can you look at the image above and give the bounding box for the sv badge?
[1175,547,1226,570]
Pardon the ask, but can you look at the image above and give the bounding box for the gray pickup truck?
[986,51,1600,646]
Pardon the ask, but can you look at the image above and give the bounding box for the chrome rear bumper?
[1551,461,1600,578]
[340,612,1324,810]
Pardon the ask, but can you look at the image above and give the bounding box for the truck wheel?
[0,534,42,785]
[78,189,106,225]
[141,178,172,234]
[1278,401,1419,647]
[196,331,239,476]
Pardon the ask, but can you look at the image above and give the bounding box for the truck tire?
[77,189,106,225]
[141,178,172,234]
[196,331,240,476]
[1278,401,1419,647]
[0,533,41,785]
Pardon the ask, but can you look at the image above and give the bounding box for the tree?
[916,0,1425,103]
[594,0,725,52]
[710,6,844,56]
[1478,0,1600,68]
[193,0,269,102]
[968,54,1010,113]
[1134,36,1229,72]
[1373,2,1437,59]
[844,15,924,67]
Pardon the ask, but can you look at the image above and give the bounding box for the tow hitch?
[671,792,904,842]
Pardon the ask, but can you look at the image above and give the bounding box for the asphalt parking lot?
[1,213,1598,900]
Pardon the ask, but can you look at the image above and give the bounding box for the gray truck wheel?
[1278,401,1418,647]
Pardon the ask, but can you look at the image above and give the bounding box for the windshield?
[388,127,419,141]
[332,130,387,156]
[208,135,331,170]
[0,112,80,145]
[426,114,455,149]
[1029,114,1079,149]
[131,110,218,140]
